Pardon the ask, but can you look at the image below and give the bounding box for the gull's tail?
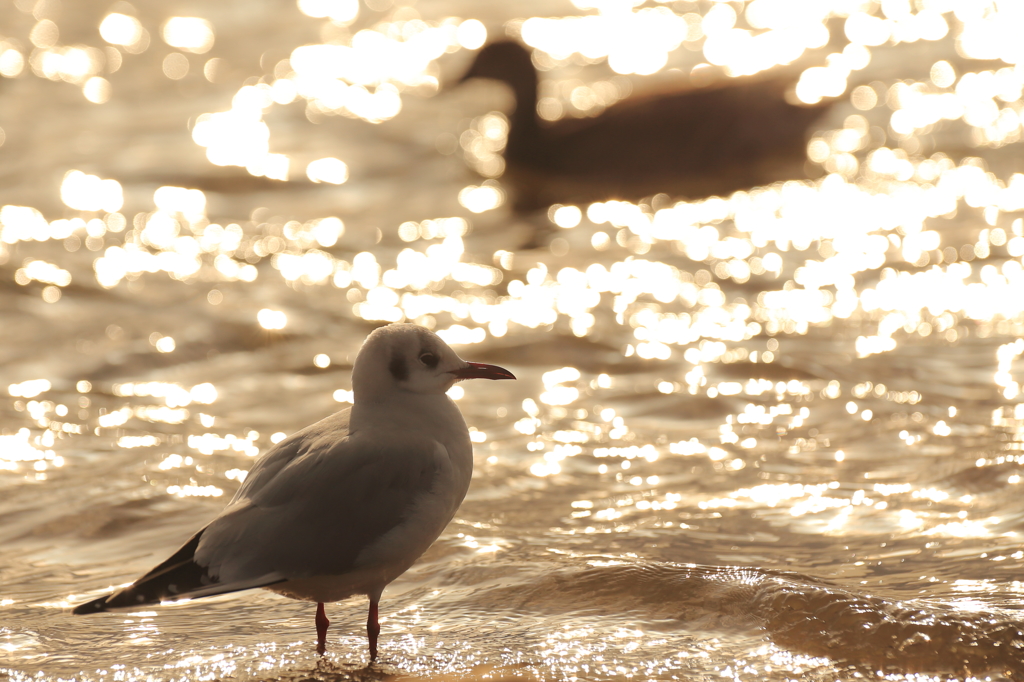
[72,530,284,614]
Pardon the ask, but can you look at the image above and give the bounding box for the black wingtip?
[72,595,110,615]
[71,530,211,616]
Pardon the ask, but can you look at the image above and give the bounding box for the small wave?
[467,560,1024,677]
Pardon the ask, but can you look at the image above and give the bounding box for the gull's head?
[353,323,514,400]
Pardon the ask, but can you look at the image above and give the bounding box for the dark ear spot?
[389,353,408,381]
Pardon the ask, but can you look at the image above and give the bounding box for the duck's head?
[459,40,535,90]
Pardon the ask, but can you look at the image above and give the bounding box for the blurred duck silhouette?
[458,41,831,211]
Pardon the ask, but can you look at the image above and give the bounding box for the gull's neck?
[350,391,468,442]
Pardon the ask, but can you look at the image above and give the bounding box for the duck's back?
[512,80,823,185]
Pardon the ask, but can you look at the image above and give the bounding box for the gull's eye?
[419,352,439,368]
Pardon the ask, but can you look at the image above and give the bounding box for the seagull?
[72,323,515,661]
[458,41,830,210]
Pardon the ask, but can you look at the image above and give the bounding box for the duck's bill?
[450,362,516,381]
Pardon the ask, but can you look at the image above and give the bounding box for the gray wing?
[229,409,352,503]
[73,410,444,612]
[193,419,446,587]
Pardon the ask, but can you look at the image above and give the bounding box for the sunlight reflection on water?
[3,0,1024,680]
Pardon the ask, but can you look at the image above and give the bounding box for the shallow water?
[3,1,1024,680]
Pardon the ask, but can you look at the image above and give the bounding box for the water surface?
[3,1,1024,680]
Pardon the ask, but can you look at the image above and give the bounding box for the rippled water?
[3,1,1024,680]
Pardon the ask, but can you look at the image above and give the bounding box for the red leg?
[315,602,330,655]
[366,597,380,662]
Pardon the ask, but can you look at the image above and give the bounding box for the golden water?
[2,1,1024,680]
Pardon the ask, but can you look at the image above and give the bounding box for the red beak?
[449,362,516,381]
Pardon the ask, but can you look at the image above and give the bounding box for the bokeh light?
[6,0,1024,679]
